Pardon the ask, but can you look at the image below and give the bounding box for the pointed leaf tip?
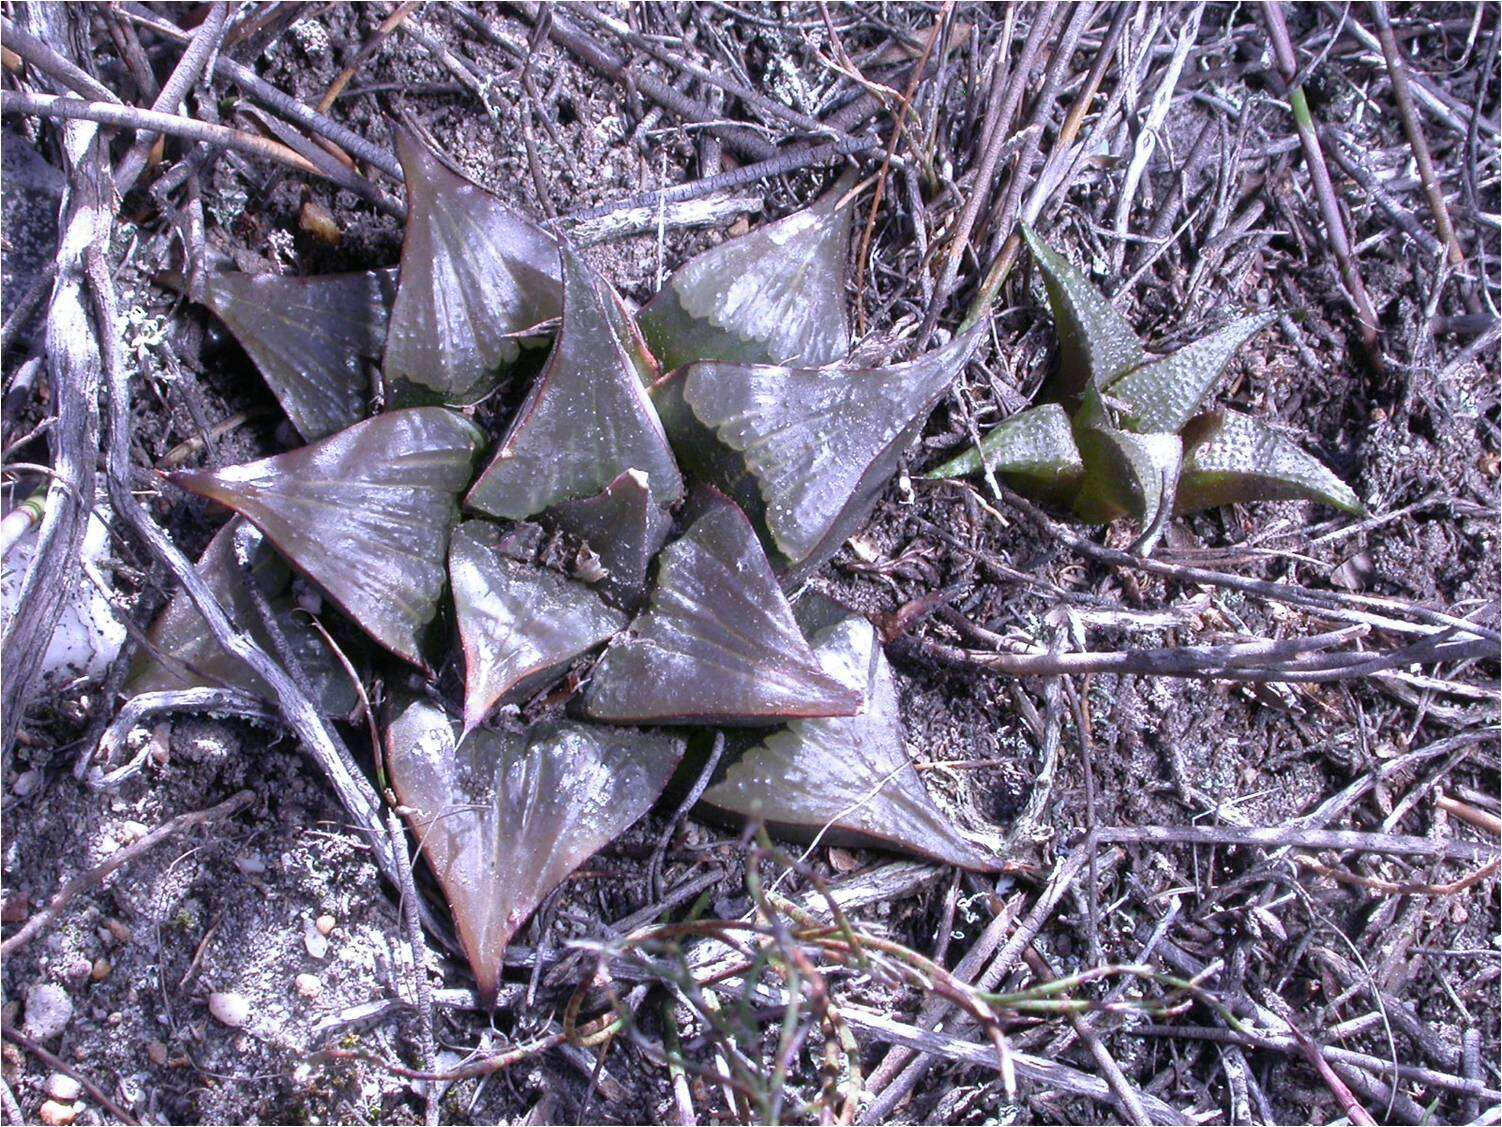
[639,171,856,371]
[451,521,627,731]
[1109,312,1277,435]
[467,241,683,521]
[171,407,484,668]
[583,490,862,726]
[923,402,1084,502]
[384,125,562,401]
[1024,227,1146,402]
[701,617,999,871]
[681,322,987,576]
[387,698,682,1006]
[1177,409,1363,516]
[200,268,393,441]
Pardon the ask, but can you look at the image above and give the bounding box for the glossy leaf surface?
[467,241,683,520]
[544,470,672,609]
[172,407,484,668]
[1023,226,1145,402]
[639,172,856,371]
[1074,425,1183,556]
[127,518,356,716]
[1109,313,1276,435]
[387,697,682,1005]
[583,490,861,725]
[680,323,986,574]
[383,126,561,401]
[201,268,393,441]
[450,521,626,731]
[923,402,1084,501]
[701,617,998,870]
[1176,409,1363,515]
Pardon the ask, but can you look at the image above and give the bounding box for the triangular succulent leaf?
[1073,425,1183,556]
[200,269,393,441]
[467,241,683,520]
[679,322,986,577]
[1176,409,1363,515]
[171,407,484,668]
[639,171,856,371]
[923,402,1084,502]
[383,126,562,402]
[582,489,862,726]
[1022,225,1146,402]
[451,521,626,732]
[544,470,672,609]
[127,518,356,716]
[701,617,999,870]
[387,697,682,1006]
[1108,313,1277,435]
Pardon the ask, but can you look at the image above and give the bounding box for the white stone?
[22,983,73,1041]
[45,1073,81,1101]
[207,991,250,1029]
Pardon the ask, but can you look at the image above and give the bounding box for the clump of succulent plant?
[927,227,1362,555]
[133,124,999,1001]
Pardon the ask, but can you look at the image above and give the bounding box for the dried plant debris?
[638,171,857,371]
[701,616,999,870]
[450,520,626,732]
[932,228,1361,548]
[677,320,986,578]
[543,469,672,610]
[467,241,683,520]
[127,518,356,716]
[1177,409,1362,515]
[199,268,394,441]
[382,125,561,402]
[171,407,484,669]
[386,696,683,1006]
[583,490,862,726]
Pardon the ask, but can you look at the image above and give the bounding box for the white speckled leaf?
[1023,226,1146,401]
[1109,313,1276,435]
[387,698,682,1006]
[923,402,1084,500]
[172,408,484,669]
[640,172,855,370]
[680,322,985,574]
[383,126,561,401]
[1176,409,1362,515]
[701,617,999,870]
[127,518,356,716]
[451,521,626,731]
[583,490,862,726]
[201,269,393,441]
[467,242,683,520]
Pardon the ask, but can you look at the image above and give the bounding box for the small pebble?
[23,983,73,1041]
[105,919,132,944]
[37,1099,77,1126]
[302,920,329,960]
[117,820,149,845]
[90,958,111,983]
[207,991,250,1029]
[146,1041,168,1067]
[314,914,336,936]
[293,974,320,999]
[12,769,41,797]
[46,1074,81,1101]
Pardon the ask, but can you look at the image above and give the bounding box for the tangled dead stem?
[1,2,1499,1125]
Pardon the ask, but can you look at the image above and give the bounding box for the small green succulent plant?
[928,226,1363,555]
[133,125,999,1004]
